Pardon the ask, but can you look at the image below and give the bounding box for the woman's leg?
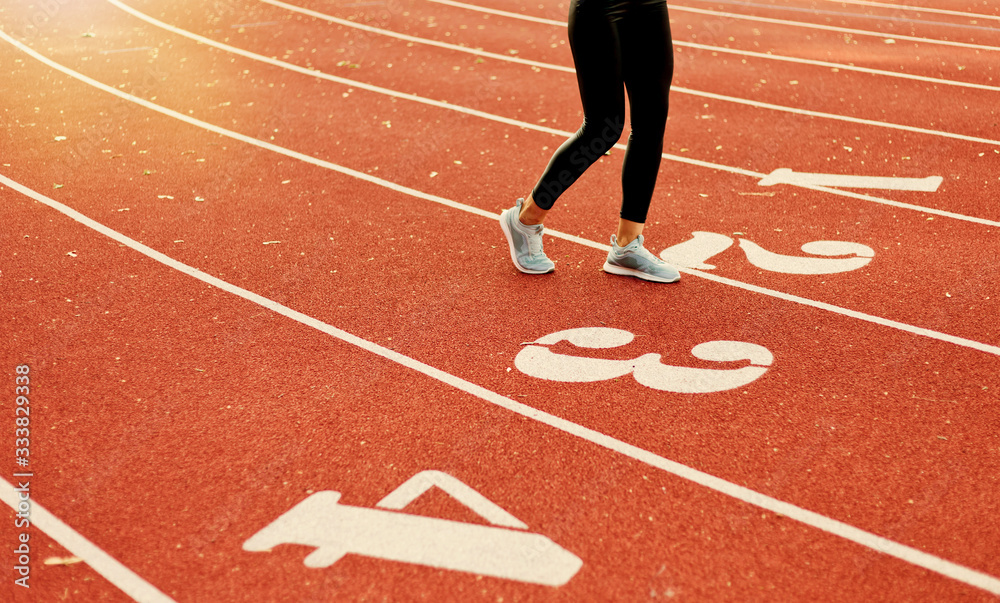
[601,0,680,282]
[614,0,674,244]
[524,0,627,224]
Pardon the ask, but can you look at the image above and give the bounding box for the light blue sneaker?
[500,198,555,274]
[603,235,680,283]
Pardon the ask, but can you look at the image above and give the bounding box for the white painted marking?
[3,175,1000,595]
[530,327,635,349]
[250,0,1000,146]
[376,470,527,529]
[517,347,640,383]
[424,0,565,25]
[516,328,772,393]
[427,0,1000,52]
[95,3,1000,226]
[659,231,734,270]
[660,232,875,275]
[680,87,1000,146]
[415,0,1000,92]
[636,341,771,394]
[738,240,875,275]
[665,4,1000,53]
[820,0,1000,22]
[0,36,996,352]
[243,474,582,586]
[0,478,176,603]
[687,266,1000,357]
[230,21,279,28]
[674,41,1000,93]
[256,0,573,72]
[760,168,943,192]
[98,46,153,55]
[0,37,995,349]
[799,241,875,259]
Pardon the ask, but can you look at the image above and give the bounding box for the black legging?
[530,0,673,224]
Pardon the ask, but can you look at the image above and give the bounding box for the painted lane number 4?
[515,328,773,394]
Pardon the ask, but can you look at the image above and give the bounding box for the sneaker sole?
[602,261,680,283]
[500,211,555,275]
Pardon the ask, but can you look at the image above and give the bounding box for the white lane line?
[675,86,1000,146]
[256,0,574,73]
[4,27,1000,355]
[98,45,153,54]
[421,0,1000,92]
[682,0,1000,33]
[422,0,566,25]
[101,1,1000,229]
[684,268,1000,355]
[820,0,1000,22]
[674,41,1000,94]
[668,3,1000,52]
[0,478,176,603]
[3,173,999,597]
[426,0,1000,52]
[257,0,1000,146]
[230,21,279,28]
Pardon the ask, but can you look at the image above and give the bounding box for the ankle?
[518,195,548,226]
[615,218,644,247]
[518,214,543,227]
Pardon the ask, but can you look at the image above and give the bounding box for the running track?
[1,0,998,600]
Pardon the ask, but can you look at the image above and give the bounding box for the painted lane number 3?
[515,328,773,394]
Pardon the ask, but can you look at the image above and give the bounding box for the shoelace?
[626,241,666,265]
[526,226,543,257]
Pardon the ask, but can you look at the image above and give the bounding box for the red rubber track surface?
[1,0,999,600]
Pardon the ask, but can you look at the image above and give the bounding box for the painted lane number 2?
[660,231,875,274]
[515,328,773,394]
